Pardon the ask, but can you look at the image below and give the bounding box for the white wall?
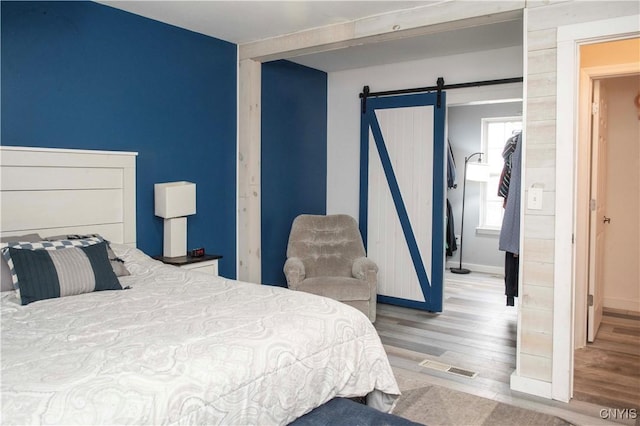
[602,75,640,312]
[326,45,523,221]
[447,102,522,271]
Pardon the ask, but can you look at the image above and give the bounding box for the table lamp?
[154,181,196,258]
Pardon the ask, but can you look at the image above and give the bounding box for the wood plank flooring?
[376,271,640,425]
[573,309,640,410]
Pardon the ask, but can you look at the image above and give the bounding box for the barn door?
[359,92,446,312]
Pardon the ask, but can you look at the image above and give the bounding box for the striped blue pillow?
[1,237,104,289]
[1,240,122,305]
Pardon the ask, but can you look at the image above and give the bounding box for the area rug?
[392,386,572,426]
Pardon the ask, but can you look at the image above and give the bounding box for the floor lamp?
[450,152,489,274]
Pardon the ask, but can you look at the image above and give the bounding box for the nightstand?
[153,254,222,276]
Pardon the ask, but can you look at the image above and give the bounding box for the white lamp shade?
[155,181,196,219]
[466,162,490,182]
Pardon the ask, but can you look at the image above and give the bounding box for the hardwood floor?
[376,271,639,425]
[573,309,640,410]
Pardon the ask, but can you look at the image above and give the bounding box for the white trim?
[514,6,529,387]
[0,146,137,157]
[554,30,576,405]
[475,226,500,236]
[581,63,640,78]
[510,372,552,399]
[604,297,640,313]
[556,15,640,43]
[554,14,640,404]
[236,46,240,280]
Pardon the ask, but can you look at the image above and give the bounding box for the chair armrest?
[352,257,378,280]
[353,257,378,322]
[284,257,306,290]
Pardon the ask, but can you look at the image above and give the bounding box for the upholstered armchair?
[284,214,378,322]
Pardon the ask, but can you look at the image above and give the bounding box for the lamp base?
[163,217,187,258]
[450,267,471,274]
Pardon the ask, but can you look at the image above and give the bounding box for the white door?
[587,79,608,343]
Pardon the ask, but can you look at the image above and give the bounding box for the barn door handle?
[603,216,611,224]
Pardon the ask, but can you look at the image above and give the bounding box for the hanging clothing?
[446,141,457,189]
[498,135,518,199]
[505,252,519,306]
[446,198,457,256]
[498,132,522,255]
[445,140,457,257]
[498,132,522,306]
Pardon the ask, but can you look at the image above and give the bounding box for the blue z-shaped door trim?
[359,92,446,312]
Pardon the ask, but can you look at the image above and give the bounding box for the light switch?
[528,187,543,210]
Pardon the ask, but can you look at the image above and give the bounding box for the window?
[479,117,522,232]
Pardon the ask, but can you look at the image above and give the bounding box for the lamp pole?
[450,152,483,274]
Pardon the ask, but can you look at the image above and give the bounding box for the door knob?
[603,216,611,224]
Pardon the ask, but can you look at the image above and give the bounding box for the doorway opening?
[573,38,640,409]
[447,103,522,279]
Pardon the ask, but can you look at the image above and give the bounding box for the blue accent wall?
[261,60,327,287]
[1,1,237,277]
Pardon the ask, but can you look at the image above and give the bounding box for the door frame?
[554,15,639,402]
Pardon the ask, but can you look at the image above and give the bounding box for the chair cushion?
[297,276,371,301]
[286,214,366,278]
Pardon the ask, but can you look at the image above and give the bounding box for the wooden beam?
[237,58,262,283]
[239,2,524,62]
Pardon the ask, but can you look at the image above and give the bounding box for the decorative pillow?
[0,234,43,292]
[45,234,130,277]
[1,237,105,289]
[2,241,122,305]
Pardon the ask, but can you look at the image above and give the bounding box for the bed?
[0,146,400,425]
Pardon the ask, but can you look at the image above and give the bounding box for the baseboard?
[446,261,504,276]
[510,372,552,399]
[604,297,640,313]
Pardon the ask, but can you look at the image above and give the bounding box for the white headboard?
[0,146,138,246]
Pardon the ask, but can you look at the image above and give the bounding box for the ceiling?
[100,1,523,72]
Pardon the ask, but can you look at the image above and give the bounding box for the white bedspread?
[1,245,399,425]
